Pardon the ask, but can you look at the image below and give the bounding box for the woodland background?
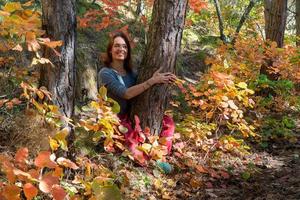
[0,0,299,199]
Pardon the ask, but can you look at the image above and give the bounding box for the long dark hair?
[104,31,132,72]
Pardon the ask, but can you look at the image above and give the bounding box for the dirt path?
[199,142,300,200]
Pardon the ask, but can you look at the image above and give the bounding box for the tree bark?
[264,0,288,48]
[261,0,288,81]
[297,0,300,46]
[40,0,76,127]
[130,0,188,134]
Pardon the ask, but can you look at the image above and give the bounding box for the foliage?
[1,0,300,199]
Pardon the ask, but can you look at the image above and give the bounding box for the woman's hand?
[148,68,177,85]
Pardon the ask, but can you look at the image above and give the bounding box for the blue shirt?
[98,67,137,115]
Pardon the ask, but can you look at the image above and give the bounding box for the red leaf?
[39,174,59,193]
[51,185,67,200]
[220,171,230,179]
[189,0,207,13]
[34,151,57,169]
[23,183,38,200]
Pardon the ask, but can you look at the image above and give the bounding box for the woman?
[98,31,176,116]
[99,32,176,159]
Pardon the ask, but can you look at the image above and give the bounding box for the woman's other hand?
[149,68,177,85]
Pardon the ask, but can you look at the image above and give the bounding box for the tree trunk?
[40,0,76,128]
[264,0,288,48]
[261,0,288,81]
[130,0,188,135]
[213,0,227,43]
[297,0,300,46]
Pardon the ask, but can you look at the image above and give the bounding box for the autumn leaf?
[26,32,40,52]
[189,0,207,13]
[2,184,21,200]
[54,128,69,151]
[3,2,23,13]
[53,167,63,178]
[57,157,79,170]
[12,44,23,51]
[49,137,59,151]
[39,174,59,193]
[34,151,57,169]
[11,98,22,105]
[23,183,38,200]
[15,147,28,164]
[51,185,67,200]
[38,38,63,48]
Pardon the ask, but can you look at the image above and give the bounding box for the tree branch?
[232,0,258,44]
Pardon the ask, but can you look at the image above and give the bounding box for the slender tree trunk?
[130,0,188,134]
[213,0,227,43]
[264,0,288,48]
[40,0,76,128]
[297,0,300,46]
[136,0,143,16]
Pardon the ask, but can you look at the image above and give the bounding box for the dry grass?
[0,109,57,156]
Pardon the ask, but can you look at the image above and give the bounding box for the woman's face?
[111,36,128,62]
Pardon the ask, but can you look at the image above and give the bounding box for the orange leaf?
[44,40,63,48]
[15,147,28,164]
[26,32,40,52]
[195,164,208,174]
[34,151,57,169]
[23,183,38,200]
[5,101,14,109]
[53,167,63,177]
[57,157,79,170]
[2,185,21,200]
[28,169,39,180]
[39,174,59,193]
[51,185,67,200]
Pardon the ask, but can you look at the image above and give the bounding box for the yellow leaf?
[140,143,152,154]
[237,82,247,89]
[54,128,69,151]
[49,137,59,151]
[3,2,23,13]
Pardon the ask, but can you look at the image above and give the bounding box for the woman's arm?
[123,70,176,100]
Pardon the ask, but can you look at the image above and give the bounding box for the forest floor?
[199,141,300,200]
[0,51,299,199]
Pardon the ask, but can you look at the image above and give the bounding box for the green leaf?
[241,171,251,181]
[108,98,120,113]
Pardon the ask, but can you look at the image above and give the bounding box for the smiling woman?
[98,31,176,116]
